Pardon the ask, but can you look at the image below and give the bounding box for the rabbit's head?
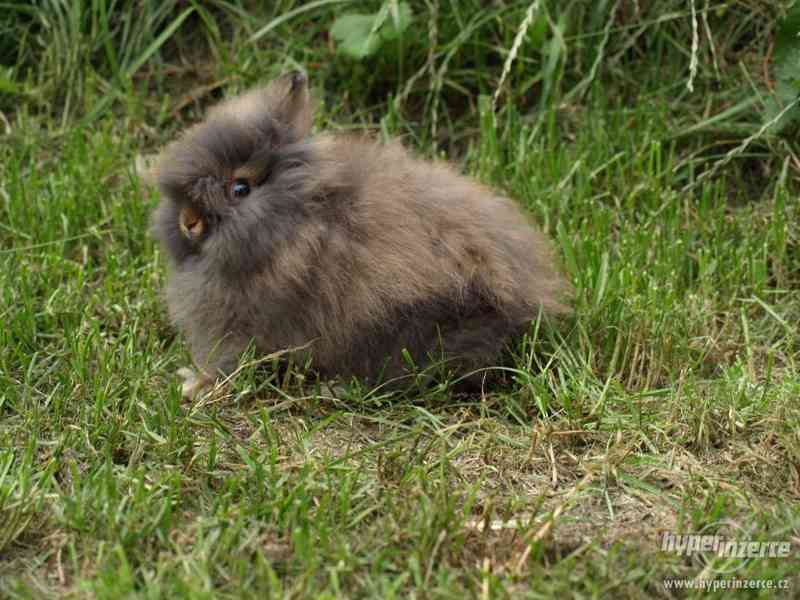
[151,71,315,278]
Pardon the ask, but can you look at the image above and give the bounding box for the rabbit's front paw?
[177,367,213,399]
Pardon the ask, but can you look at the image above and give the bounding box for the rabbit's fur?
[150,71,571,395]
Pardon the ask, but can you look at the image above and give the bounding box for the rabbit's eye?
[230,179,251,199]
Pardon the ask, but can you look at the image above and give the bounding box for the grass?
[1,0,799,597]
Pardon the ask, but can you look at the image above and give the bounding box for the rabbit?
[149,71,571,397]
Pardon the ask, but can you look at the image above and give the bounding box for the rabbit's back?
[238,135,570,379]
[311,135,568,314]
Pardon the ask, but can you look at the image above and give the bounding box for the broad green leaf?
[330,1,412,60]
[249,0,354,43]
[765,3,800,132]
[330,14,381,59]
[379,1,412,42]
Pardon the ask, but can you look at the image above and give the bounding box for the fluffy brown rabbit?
[150,71,571,397]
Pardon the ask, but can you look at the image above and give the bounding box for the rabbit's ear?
[262,70,314,140]
[210,71,315,141]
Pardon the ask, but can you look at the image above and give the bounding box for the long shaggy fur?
[151,71,571,385]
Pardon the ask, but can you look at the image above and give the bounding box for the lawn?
[0,1,798,598]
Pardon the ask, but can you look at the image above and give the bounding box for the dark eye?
[230,179,250,199]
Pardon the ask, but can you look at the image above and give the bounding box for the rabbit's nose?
[179,206,205,241]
